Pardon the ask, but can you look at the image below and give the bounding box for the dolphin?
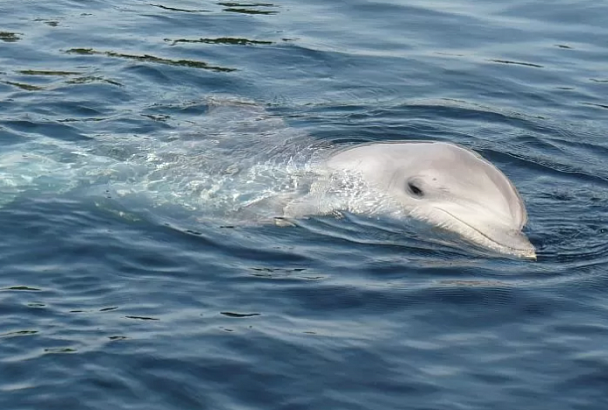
[280,141,535,260]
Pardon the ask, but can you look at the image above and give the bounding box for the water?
[1,0,608,409]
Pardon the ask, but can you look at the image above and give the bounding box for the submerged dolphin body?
[280,141,535,259]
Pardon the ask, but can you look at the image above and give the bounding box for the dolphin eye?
[407,182,424,197]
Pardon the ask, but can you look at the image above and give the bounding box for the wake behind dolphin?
[0,97,534,259]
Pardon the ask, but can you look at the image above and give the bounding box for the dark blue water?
[1,1,608,409]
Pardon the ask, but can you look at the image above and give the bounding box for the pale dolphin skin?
[283,141,535,260]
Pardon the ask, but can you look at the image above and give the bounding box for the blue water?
[1,1,608,409]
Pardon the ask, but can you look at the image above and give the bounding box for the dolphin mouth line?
[434,207,533,256]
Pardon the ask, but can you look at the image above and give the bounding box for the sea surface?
[1,1,608,409]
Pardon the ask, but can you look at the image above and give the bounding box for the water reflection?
[165,37,273,46]
[65,48,236,72]
[18,70,81,76]
[150,4,211,13]
[2,81,44,91]
[218,2,278,15]
[0,31,20,42]
[489,59,544,68]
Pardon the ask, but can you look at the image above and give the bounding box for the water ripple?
[1,0,608,409]
[64,48,237,72]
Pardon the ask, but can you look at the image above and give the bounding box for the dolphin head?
[326,141,535,259]
[394,143,535,259]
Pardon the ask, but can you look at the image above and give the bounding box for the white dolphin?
[280,141,535,260]
[0,91,534,259]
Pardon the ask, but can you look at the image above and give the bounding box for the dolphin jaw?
[409,204,536,260]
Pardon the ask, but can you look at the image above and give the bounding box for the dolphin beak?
[515,236,536,261]
[486,226,536,260]
[470,226,536,260]
[527,252,537,261]
[421,205,537,260]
